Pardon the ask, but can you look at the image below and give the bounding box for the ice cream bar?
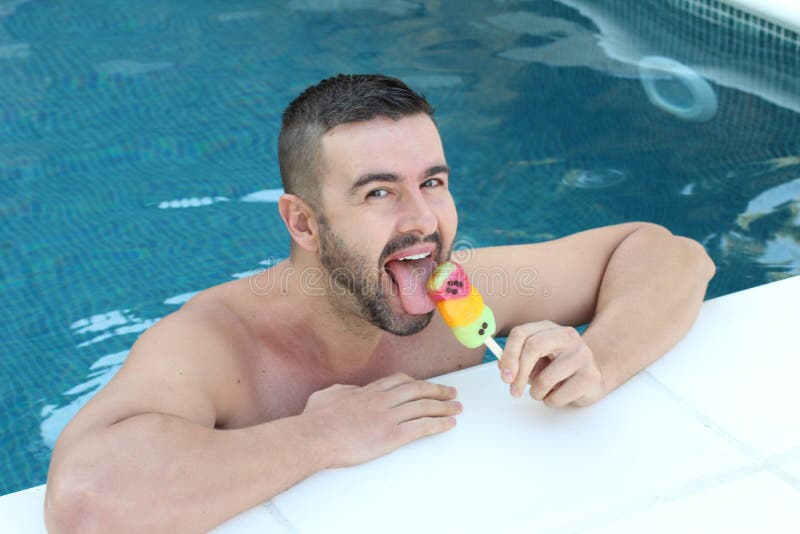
[427,261,503,358]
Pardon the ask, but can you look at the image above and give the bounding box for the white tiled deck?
[2,275,799,533]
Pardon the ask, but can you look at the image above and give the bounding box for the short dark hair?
[278,74,435,211]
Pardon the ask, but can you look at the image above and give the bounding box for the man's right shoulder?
[114,296,263,426]
[133,295,255,362]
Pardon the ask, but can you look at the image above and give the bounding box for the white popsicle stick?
[484,337,503,360]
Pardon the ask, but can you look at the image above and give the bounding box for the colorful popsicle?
[427,261,503,358]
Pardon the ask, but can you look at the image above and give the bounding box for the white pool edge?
[720,0,800,33]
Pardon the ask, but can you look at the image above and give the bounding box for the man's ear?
[278,193,320,253]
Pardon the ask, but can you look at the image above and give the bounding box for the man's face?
[315,113,458,335]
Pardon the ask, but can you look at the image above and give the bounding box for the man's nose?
[396,188,437,236]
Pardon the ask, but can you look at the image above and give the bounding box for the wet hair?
[278,74,435,212]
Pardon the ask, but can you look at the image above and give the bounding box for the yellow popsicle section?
[437,286,484,327]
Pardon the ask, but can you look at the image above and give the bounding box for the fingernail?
[510,384,520,397]
[452,401,463,412]
[449,387,458,397]
[501,369,513,382]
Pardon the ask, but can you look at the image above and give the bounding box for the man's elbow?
[675,235,716,282]
[631,223,716,282]
[45,458,123,533]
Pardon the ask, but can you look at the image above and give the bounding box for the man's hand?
[499,321,606,408]
[302,372,462,468]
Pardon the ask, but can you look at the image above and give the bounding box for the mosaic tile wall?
[673,0,800,46]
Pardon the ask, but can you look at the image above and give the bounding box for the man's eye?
[422,178,443,188]
[366,188,389,198]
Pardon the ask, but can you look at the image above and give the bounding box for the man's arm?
[579,224,715,393]
[45,310,460,533]
[468,222,715,404]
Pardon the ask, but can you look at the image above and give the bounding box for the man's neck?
[283,256,389,380]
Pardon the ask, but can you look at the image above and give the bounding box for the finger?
[365,372,414,391]
[512,327,581,397]
[393,398,463,424]
[528,345,587,400]
[541,374,587,408]
[528,357,551,384]
[501,322,560,384]
[395,416,457,443]
[387,380,457,406]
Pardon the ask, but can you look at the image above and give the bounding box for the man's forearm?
[46,412,330,533]
[581,224,715,394]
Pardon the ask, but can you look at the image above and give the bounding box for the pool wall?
[671,1,800,121]
[717,0,800,33]
[556,0,800,116]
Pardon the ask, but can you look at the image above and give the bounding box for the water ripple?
[562,168,628,189]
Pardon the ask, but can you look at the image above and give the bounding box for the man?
[45,74,715,532]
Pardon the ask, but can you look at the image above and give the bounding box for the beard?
[317,216,444,336]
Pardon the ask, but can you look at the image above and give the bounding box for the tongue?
[385,257,437,315]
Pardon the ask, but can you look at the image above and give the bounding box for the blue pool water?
[1,0,799,495]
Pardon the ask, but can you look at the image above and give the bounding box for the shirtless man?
[45,74,715,532]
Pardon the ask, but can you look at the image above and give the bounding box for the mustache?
[379,232,441,265]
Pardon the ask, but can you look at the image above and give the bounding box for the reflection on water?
[43,296,189,446]
[490,10,639,77]
[0,41,29,59]
[163,291,199,305]
[713,159,800,284]
[40,267,285,448]
[0,0,32,17]
[40,350,127,448]
[232,257,285,279]
[288,0,420,16]
[761,234,800,273]
[153,190,285,209]
[0,0,31,59]
[403,74,463,89]
[562,168,628,189]
[719,225,800,283]
[240,188,284,203]
[157,196,229,209]
[736,176,800,230]
[217,10,264,23]
[71,309,158,348]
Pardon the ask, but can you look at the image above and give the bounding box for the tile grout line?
[645,371,800,476]
[261,499,303,534]
[564,456,800,534]
[641,370,763,460]
[770,467,800,492]
[767,454,800,492]
[550,371,800,533]
[552,463,769,534]
[642,369,800,484]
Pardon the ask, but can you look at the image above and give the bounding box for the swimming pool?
[1,0,798,496]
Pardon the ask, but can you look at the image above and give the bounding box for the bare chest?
[231,329,484,427]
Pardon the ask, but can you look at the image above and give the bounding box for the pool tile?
[579,471,800,534]
[647,276,800,457]
[271,364,749,534]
